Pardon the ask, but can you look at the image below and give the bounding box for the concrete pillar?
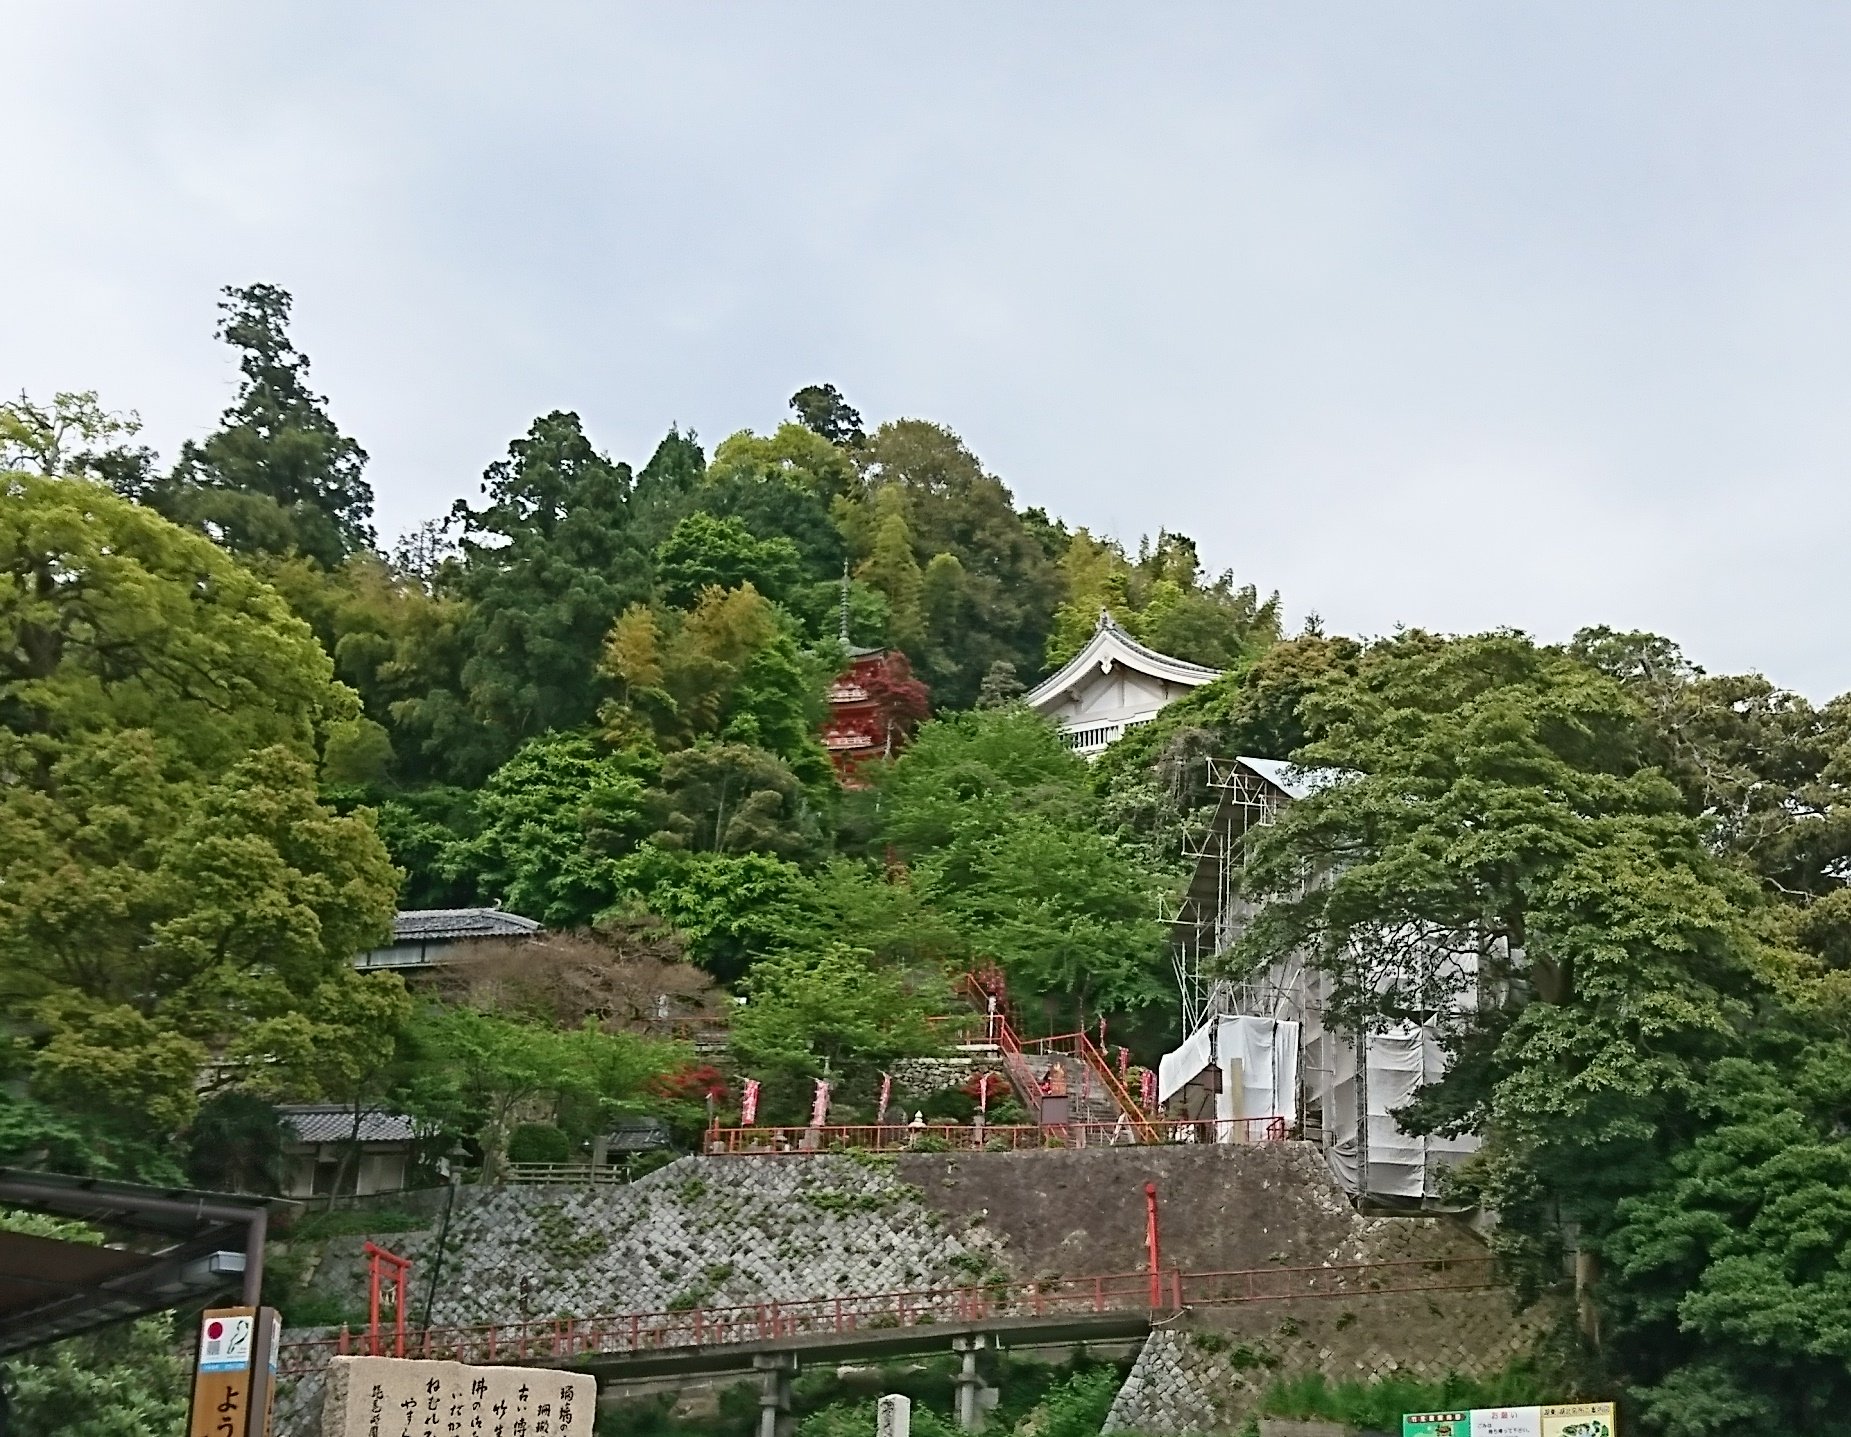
[753,1353,797,1437]
[950,1336,998,1433]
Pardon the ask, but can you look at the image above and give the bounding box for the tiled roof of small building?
[392,908,543,941]
[278,1106,419,1144]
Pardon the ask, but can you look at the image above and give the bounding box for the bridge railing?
[275,1254,1496,1377]
[701,1118,1289,1154]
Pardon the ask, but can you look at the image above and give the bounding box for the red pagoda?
[820,590,929,784]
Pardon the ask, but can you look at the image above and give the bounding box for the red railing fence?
[284,1255,1495,1378]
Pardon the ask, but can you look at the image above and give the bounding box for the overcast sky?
[8,4,1851,696]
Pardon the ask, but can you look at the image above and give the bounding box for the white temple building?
[1161,756,1480,1204]
[1024,610,1222,757]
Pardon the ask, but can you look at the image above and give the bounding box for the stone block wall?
[1104,1292,1553,1435]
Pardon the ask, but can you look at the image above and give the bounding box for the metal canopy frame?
[0,1168,291,1356]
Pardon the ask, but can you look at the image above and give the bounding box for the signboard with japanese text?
[1407,1403,1616,1437]
[322,1356,595,1437]
[189,1307,280,1437]
[1474,1408,1542,1437]
[1542,1403,1617,1437]
[1404,1413,1472,1437]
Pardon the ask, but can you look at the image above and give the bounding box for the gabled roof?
[393,908,543,942]
[1024,610,1222,711]
[278,1106,419,1144]
[1236,755,1346,801]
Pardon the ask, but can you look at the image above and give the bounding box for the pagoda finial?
[840,561,852,647]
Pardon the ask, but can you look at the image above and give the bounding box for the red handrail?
[276,1254,1496,1377]
[703,1118,1288,1154]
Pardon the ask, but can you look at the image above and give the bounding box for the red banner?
[741,1079,760,1126]
[810,1078,831,1127]
[877,1072,892,1122]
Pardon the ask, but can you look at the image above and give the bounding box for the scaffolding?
[1164,756,1477,1201]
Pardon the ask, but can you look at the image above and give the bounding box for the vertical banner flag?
[977,1072,991,1115]
[811,1078,831,1127]
[1118,1046,1131,1081]
[740,1078,760,1126]
[1097,1016,1108,1051]
[1139,1069,1156,1112]
[878,1072,893,1123]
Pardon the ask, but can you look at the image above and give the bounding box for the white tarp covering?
[1157,1013,1299,1130]
[1218,1015,1299,1126]
[1322,1019,1477,1200]
[1158,1021,1216,1106]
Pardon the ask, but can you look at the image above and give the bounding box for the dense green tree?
[879,707,1169,1014]
[450,731,654,926]
[1,477,397,1140]
[400,1005,681,1181]
[788,383,866,448]
[439,411,650,756]
[849,420,1063,706]
[882,706,1092,855]
[600,584,833,783]
[162,284,374,566]
[656,512,804,607]
[1604,1045,1851,1434]
[608,846,811,981]
[731,944,942,1093]
[645,742,822,858]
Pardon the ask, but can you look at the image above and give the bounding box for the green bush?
[506,1123,572,1165]
[1262,1364,1549,1432]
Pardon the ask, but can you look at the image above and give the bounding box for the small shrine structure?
[1024,610,1221,757]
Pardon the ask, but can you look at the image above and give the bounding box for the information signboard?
[1404,1413,1472,1437]
[1406,1402,1616,1437]
[1542,1403,1617,1437]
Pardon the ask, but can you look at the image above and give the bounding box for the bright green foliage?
[731,944,943,1085]
[783,861,965,971]
[914,814,1169,1014]
[1047,528,1280,671]
[600,584,832,782]
[1,479,397,1139]
[855,485,927,648]
[1605,1049,1851,1434]
[442,410,652,752]
[162,284,375,566]
[882,705,1093,855]
[1262,1365,1550,1432]
[450,731,653,926]
[609,847,811,980]
[880,707,1170,1014]
[1035,1366,1126,1437]
[1,473,349,765]
[845,420,1063,706]
[402,1004,682,1181]
[657,512,805,607]
[0,389,155,492]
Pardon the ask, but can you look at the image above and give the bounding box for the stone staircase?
[1021,1052,1126,1125]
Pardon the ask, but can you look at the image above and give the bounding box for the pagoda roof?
[1024,610,1222,711]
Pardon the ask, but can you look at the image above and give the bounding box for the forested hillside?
[6,284,1851,1435]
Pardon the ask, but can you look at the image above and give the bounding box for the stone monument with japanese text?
[321,1355,595,1437]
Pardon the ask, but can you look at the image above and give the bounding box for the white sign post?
[877,1393,912,1437]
